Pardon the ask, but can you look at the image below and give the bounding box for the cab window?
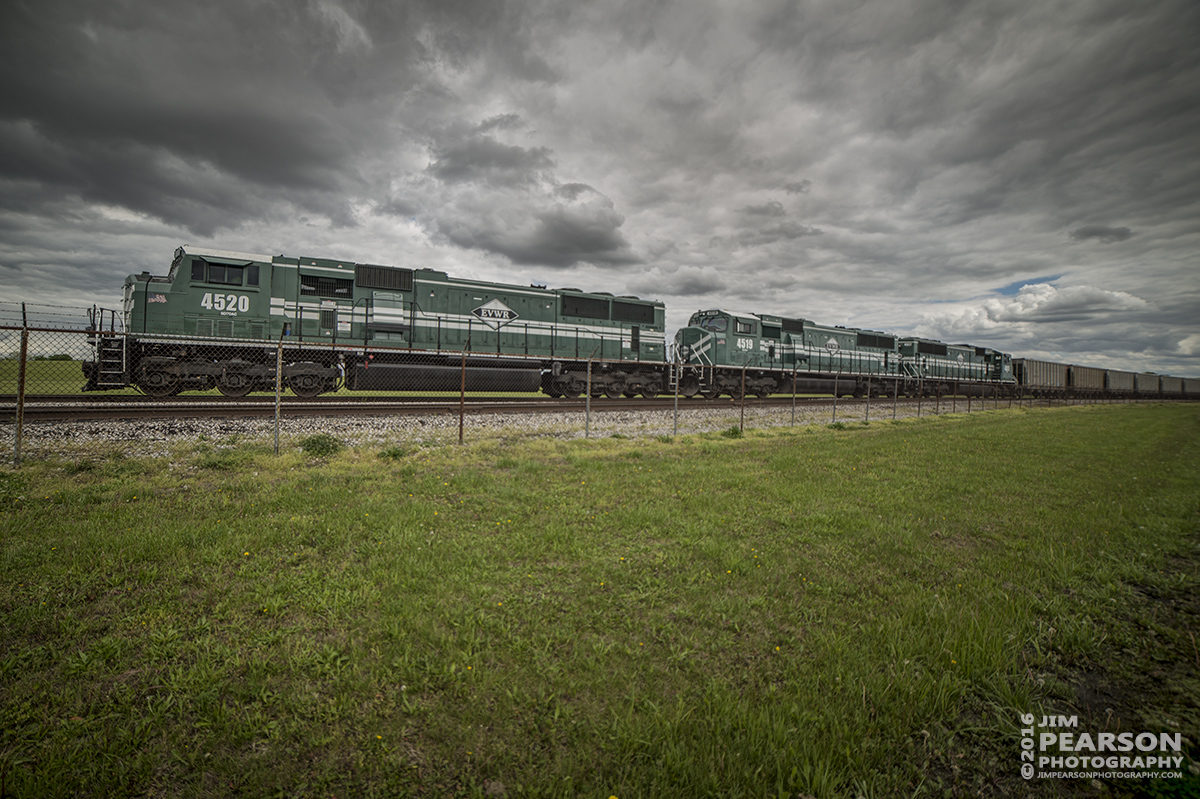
[190,258,255,287]
[209,264,243,286]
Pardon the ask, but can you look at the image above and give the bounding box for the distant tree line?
[0,353,74,361]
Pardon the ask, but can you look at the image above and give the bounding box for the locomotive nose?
[674,326,709,365]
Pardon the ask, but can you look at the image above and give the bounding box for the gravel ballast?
[4,399,986,460]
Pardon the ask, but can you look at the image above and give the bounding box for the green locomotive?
[673,308,1014,398]
[85,246,667,398]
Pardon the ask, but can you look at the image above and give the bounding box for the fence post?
[13,316,29,467]
[791,366,797,426]
[273,335,283,455]
[832,374,838,424]
[673,362,679,438]
[585,359,592,439]
[739,365,746,433]
[865,375,871,422]
[459,347,467,445]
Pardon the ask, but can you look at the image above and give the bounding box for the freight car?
[1160,376,1184,398]
[1134,373,1160,396]
[1013,358,1068,398]
[672,308,1015,399]
[1105,369,1136,397]
[83,246,667,398]
[1069,365,1106,398]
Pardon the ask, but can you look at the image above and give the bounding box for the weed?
[0,470,26,506]
[195,448,255,470]
[378,445,410,461]
[720,425,744,438]
[299,433,343,457]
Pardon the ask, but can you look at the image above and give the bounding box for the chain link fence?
[1,302,1117,466]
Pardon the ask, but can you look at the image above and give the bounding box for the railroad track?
[0,393,1020,423]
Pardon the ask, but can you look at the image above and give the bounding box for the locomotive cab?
[675,310,766,367]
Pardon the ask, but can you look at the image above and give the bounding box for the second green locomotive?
[673,308,1014,398]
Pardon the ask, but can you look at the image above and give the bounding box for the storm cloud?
[0,0,1197,374]
[1069,225,1135,244]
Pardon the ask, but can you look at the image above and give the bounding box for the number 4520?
[200,293,250,312]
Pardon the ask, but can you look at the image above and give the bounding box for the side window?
[246,265,259,286]
[209,265,243,286]
[735,320,754,335]
[190,259,246,286]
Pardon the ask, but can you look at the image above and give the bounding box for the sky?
[2,0,1198,375]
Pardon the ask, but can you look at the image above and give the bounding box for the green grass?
[1,405,1198,797]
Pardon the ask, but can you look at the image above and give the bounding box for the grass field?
[1,404,1198,797]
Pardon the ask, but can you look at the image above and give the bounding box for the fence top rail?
[0,302,108,328]
[0,324,112,335]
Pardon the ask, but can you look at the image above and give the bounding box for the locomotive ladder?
[87,306,129,388]
[93,335,128,387]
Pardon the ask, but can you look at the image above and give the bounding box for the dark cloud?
[427,136,555,186]
[432,183,640,268]
[1069,225,1134,244]
[729,222,823,249]
[740,200,786,217]
[0,0,553,237]
[629,266,726,298]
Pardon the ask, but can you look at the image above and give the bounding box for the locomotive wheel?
[641,385,660,399]
[288,372,327,398]
[701,386,721,400]
[217,379,254,398]
[727,386,744,400]
[139,371,181,398]
[678,375,700,398]
[754,388,771,399]
[217,372,254,397]
[604,382,625,399]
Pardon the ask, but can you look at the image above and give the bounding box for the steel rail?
[0,394,901,423]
